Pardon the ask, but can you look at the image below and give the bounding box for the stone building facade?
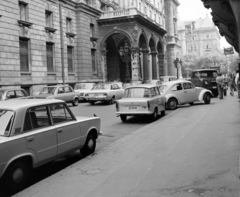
[0,0,179,95]
[178,14,222,59]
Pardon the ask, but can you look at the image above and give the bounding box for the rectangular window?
[46,43,54,72]
[19,1,28,21]
[91,49,96,73]
[50,103,74,124]
[20,38,29,72]
[66,17,72,33]
[67,46,74,72]
[45,10,53,28]
[90,23,95,37]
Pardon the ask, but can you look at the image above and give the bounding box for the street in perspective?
[0,0,240,197]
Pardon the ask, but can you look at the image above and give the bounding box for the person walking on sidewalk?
[235,69,239,98]
[228,73,234,96]
[216,73,224,99]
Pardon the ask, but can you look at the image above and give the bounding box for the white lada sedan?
[85,82,124,105]
[115,84,166,122]
[159,80,213,110]
[0,99,101,193]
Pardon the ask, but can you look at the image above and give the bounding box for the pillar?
[101,49,107,82]
[131,47,140,81]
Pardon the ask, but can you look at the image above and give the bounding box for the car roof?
[162,79,192,85]
[0,99,64,110]
[192,69,217,72]
[0,88,25,92]
[46,85,70,87]
[159,76,177,78]
[126,84,159,89]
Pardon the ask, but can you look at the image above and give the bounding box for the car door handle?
[57,129,63,133]
[27,137,34,142]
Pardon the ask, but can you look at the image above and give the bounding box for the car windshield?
[123,88,151,98]
[159,85,168,94]
[0,91,4,100]
[40,87,57,95]
[0,110,14,136]
[74,83,94,90]
[192,71,218,78]
[92,84,110,90]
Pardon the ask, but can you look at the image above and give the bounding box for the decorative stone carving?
[130,25,139,41]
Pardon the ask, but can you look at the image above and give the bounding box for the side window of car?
[6,91,15,99]
[172,83,183,91]
[143,89,150,97]
[188,83,195,89]
[150,88,156,97]
[16,90,25,98]
[23,106,51,132]
[58,87,64,94]
[50,103,74,124]
[154,87,160,95]
[65,86,72,93]
[115,84,120,89]
[183,83,191,89]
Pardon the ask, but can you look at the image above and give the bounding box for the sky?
[177,0,231,49]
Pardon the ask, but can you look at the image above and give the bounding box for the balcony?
[99,7,158,26]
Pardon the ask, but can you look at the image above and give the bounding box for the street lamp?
[173,58,183,79]
[119,43,130,83]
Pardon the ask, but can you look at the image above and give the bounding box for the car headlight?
[204,81,208,85]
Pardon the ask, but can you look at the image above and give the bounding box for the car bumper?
[116,111,153,115]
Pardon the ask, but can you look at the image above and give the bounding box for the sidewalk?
[15,94,240,197]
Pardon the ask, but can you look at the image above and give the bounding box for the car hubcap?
[12,168,24,184]
[170,101,176,108]
[88,139,94,149]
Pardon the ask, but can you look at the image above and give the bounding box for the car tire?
[80,133,96,157]
[167,98,178,110]
[189,102,194,105]
[90,101,95,105]
[150,108,158,121]
[3,159,30,192]
[72,98,79,106]
[203,93,211,104]
[120,115,127,122]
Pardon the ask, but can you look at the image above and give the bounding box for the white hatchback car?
[116,84,166,122]
[159,80,213,110]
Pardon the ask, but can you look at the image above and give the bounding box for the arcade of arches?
[100,32,165,85]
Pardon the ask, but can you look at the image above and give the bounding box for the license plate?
[129,106,138,110]
[212,86,217,89]
[94,94,99,96]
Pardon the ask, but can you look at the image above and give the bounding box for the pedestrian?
[216,73,224,99]
[228,73,234,96]
[222,74,228,96]
[235,69,240,98]
[232,73,236,91]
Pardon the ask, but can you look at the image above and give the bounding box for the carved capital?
[220,0,232,13]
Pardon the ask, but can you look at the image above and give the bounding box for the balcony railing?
[100,7,159,27]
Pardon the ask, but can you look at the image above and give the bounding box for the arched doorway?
[105,33,132,83]
[149,38,157,79]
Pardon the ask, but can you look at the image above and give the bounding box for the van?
[190,69,218,97]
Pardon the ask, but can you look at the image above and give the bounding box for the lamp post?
[173,58,183,79]
[119,43,130,83]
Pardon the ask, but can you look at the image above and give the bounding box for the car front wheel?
[3,160,30,192]
[72,98,79,106]
[167,98,178,110]
[203,93,211,104]
[80,133,96,157]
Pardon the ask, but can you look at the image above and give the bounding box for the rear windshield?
[192,71,218,78]
[0,110,14,136]
[92,84,110,90]
[159,85,168,94]
[124,88,150,98]
[74,83,94,90]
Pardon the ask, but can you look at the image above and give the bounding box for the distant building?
[178,14,221,58]
[0,0,180,95]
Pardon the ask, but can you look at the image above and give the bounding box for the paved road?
[14,95,240,197]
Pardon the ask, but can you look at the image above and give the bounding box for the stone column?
[142,49,150,82]
[101,49,107,82]
[151,52,158,79]
[158,54,165,76]
[131,47,140,82]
